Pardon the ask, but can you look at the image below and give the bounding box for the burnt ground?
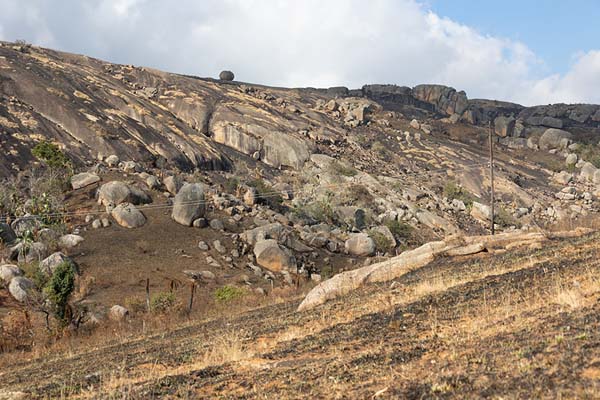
[2,233,600,398]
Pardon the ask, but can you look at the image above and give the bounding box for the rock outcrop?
[298,228,592,311]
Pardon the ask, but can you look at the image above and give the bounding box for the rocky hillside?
[2,41,600,393]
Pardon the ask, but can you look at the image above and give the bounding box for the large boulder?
[39,252,78,276]
[253,239,296,272]
[0,223,17,245]
[262,133,311,169]
[171,183,205,226]
[71,172,100,190]
[8,276,35,302]
[539,129,572,151]
[344,233,376,257]
[0,264,22,283]
[111,203,146,228]
[412,84,468,116]
[219,70,235,81]
[494,116,515,137]
[98,181,151,209]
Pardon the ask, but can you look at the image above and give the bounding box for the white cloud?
[0,0,598,106]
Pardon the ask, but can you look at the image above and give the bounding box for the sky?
[0,0,599,106]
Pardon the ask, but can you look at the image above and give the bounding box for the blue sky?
[0,0,599,105]
[428,0,600,75]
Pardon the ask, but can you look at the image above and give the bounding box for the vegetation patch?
[150,292,178,313]
[214,285,247,303]
[443,180,474,208]
[384,219,413,240]
[44,261,76,325]
[32,141,71,170]
[247,178,284,209]
[292,196,336,225]
[369,230,394,252]
[574,144,600,168]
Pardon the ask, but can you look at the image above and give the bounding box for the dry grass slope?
[1,233,600,398]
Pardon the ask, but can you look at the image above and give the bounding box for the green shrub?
[214,285,246,302]
[247,178,283,209]
[224,177,239,193]
[31,141,71,169]
[150,292,177,313]
[21,261,49,290]
[384,219,413,240]
[443,181,474,207]
[574,144,600,168]
[369,230,393,252]
[44,261,75,324]
[292,197,336,225]
[494,207,521,228]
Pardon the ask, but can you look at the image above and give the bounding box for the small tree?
[44,261,75,325]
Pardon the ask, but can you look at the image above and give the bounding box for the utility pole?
[488,121,495,235]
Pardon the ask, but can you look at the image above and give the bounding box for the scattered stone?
[39,252,78,276]
[255,287,267,296]
[121,161,141,173]
[105,155,119,167]
[59,234,84,249]
[565,153,578,167]
[171,183,205,226]
[98,181,151,209]
[10,216,40,237]
[111,203,146,228]
[71,172,100,190]
[471,202,491,222]
[92,219,102,229]
[0,264,22,283]
[409,119,420,129]
[8,276,35,302]
[198,241,209,251]
[101,218,110,228]
[109,305,129,321]
[163,175,183,196]
[209,219,225,231]
[344,233,376,257]
[183,270,216,281]
[146,175,160,190]
[253,239,296,272]
[553,171,574,185]
[213,240,226,254]
[241,223,286,246]
[0,223,17,245]
[193,218,208,228]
